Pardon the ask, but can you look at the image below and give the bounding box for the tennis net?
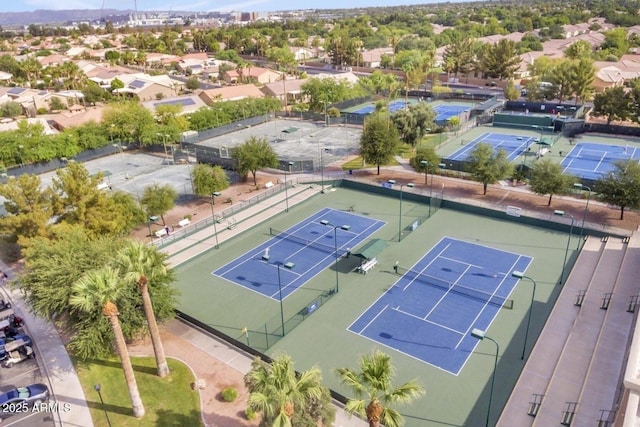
[269,228,336,254]
[576,150,608,162]
[396,266,513,309]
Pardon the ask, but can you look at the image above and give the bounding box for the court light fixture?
[553,210,575,285]
[320,220,351,293]
[511,271,537,360]
[471,329,499,427]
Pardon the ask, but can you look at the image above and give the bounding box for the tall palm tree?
[115,241,170,377]
[244,354,328,427]
[70,267,145,418]
[336,350,424,427]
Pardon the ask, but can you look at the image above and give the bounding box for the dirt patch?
[131,175,277,241]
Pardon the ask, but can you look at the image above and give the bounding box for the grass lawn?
[341,156,401,171]
[75,356,202,427]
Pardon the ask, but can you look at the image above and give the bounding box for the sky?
[3,0,449,13]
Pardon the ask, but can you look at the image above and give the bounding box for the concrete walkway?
[0,262,92,427]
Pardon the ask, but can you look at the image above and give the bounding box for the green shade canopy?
[352,239,389,260]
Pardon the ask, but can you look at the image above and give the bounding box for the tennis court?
[213,207,385,300]
[447,132,537,162]
[561,142,640,181]
[349,99,417,115]
[348,237,532,375]
[434,104,469,123]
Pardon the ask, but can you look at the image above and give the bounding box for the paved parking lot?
[0,321,54,426]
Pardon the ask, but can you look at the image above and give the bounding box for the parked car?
[0,335,31,360]
[3,339,34,368]
[0,383,49,421]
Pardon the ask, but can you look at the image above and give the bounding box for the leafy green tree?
[336,350,424,427]
[600,28,629,60]
[139,183,177,225]
[301,78,365,113]
[480,39,520,80]
[595,160,640,220]
[504,80,520,101]
[391,103,436,146]
[443,38,475,80]
[70,267,145,418]
[102,102,157,145]
[572,58,596,104]
[0,101,22,118]
[548,60,576,102]
[191,164,230,196]
[359,71,399,95]
[266,46,296,112]
[564,40,593,59]
[466,143,513,195]
[51,163,130,237]
[529,158,574,205]
[592,86,633,124]
[244,354,335,427]
[0,174,53,243]
[115,241,175,378]
[232,136,279,185]
[360,113,400,175]
[411,146,441,182]
[185,76,200,91]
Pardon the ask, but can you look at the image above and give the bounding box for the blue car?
[0,383,49,420]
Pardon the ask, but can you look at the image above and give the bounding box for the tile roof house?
[113,73,177,101]
[199,85,265,104]
[222,66,282,84]
[142,95,207,115]
[361,47,394,68]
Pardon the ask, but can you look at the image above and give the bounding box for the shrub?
[221,387,238,402]
[245,407,257,420]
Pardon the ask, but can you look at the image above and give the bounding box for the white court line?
[391,306,465,335]
[454,254,524,349]
[403,243,452,291]
[358,304,389,334]
[439,255,485,270]
[421,264,473,321]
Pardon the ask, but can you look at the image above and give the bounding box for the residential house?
[290,47,315,62]
[37,54,70,67]
[361,47,394,68]
[199,85,265,104]
[261,79,305,104]
[222,66,281,84]
[113,73,177,101]
[142,94,207,115]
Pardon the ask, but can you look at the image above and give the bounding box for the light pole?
[554,210,575,285]
[512,271,537,360]
[471,329,499,427]
[210,192,222,249]
[277,264,285,336]
[388,180,415,242]
[284,161,293,212]
[320,220,351,293]
[94,384,113,427]
[320,147,330,193]
[573,183,591,250]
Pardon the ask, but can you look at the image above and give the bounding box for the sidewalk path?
[0,263,92,427]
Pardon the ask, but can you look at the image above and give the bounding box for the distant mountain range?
[0,9,177,27]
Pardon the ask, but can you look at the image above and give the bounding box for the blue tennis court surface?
[561,142,640,181]
[348,237,532,375]
[447,132,537,162]
[213,208,385,301]
[434,104,469,122]
[352,99,413,114]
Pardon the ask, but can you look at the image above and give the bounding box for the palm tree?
[115,241,170,377]
[244,354,330,427]
[70,267,145,418]
[336,350,424,427]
